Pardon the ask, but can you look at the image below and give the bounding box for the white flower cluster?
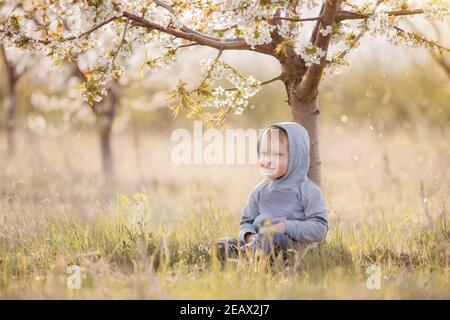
[136,1,173,28]
[199,59,261,115]
[386,27,440,51]
[199,58,226,81]
[229,74,260,100]
[3,0,449,125]
[182,0,291,48]
[321,20,365,76]
[319,25,332,37]
[324,63,344,77]
[366,13,395,36]
[81,66,109,104]
[277,19,302,43]
[242,21,276,49]
[296,42,326,67]
[424,0,450,20]
[277,21,291,38]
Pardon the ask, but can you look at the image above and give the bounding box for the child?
[217,122,328,262]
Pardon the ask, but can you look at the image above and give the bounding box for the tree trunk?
[1,44,18,157]
[6,78,17,157]
[97,83,118,181]
[289,94,322,187]
[100,124,113,180]
[283,71,321,187]
[275,0,341,188]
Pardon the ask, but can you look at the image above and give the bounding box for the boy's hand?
[274,222,286,233]
[245,233,255,243]
[260,222,286,234]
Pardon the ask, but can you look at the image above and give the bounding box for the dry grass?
[0,123,448,299]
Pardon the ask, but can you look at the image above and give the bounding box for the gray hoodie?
[239,122,328,243]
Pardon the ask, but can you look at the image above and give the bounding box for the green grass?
[0,194,448,299]
[0,126,448,299]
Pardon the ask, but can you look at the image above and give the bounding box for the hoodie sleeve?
[239,189,260,243]
[284,183,328,242]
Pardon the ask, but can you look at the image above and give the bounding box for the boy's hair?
[267,126,288,144]
[257,125,288,155]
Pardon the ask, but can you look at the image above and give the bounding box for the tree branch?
[225,74,283,92]
[110,19,129,67]
[34,15,123,45]
[123,11,273,55]
[262,8,425,24]
[393,25,450,52]
[419,20,450,77]
[269,15,323,22]
[310,3,326,45]
[154,0,233,43]
[298,0,341,102]
[336,9,424,22]
[333,1,383,62]
[195,49,223,92]
[153,0,174,14]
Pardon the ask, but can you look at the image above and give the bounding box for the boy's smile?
[258,127,288,180]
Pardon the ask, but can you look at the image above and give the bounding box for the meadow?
[1,0,450,301]
[0,122,448,299]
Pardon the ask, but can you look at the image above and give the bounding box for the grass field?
[0,123,449,299]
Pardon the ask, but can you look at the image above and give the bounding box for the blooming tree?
[23,45,180,180]
[26,56,162,180]
[72,59,121,180]
[30,59,121,179]
[0,45,31,156]
[1,0,449,186]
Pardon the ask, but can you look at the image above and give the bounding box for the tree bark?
[280,56,322,187]
[96,82,119,181]
[274,0,341,188]
[100,123,113,180]
[289,94,322,187]
[1,45,18,157]
[5,81,17,157]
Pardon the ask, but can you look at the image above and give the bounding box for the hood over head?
[257,122,310,184]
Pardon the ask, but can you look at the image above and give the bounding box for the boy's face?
[258,128,288,180]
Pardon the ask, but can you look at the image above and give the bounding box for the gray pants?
[216,232,298,263]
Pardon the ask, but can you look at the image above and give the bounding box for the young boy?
[217,122,328,262]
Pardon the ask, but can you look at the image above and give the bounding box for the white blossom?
[319,25,332,36]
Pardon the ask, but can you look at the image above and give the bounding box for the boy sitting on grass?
[217,122,328,264]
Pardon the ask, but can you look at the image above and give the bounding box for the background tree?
[0,45,28,156]
[72,58,120,181]
[1,0,449,186]
[30,60,121,180]
[22,44,178,181]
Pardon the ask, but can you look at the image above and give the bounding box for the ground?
[0,123,448,299]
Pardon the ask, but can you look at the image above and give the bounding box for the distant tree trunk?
[5,80,17,157]
[0,45,18,157]
[72,62,120,181]
[100,123,113,179]
[96,81,119,181]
